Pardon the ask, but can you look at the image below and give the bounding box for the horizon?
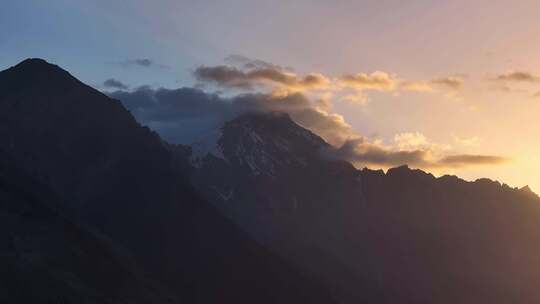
[3,0,540,192]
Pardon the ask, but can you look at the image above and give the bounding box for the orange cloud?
[431,76,464,90]
[495,71,539,82]
[325,136,507,169]
[338,71,397,91]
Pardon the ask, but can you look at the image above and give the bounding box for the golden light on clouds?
[339,71,397,91]
[194,57,512,176]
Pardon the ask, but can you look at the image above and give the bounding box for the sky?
[2,0,540,191]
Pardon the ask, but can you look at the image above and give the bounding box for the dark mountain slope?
[189,112,363,234]
[0,151,173,304]
[184,112,387,303]
[186,111,540,304]
[0,59,335,303]
[358,166,540,304]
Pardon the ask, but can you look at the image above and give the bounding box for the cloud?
[324,137,433,168]
[107,57,507,170]
[398,81,435,92]
[110,86,351,145]
[325,137,507,169]
[393,132,430,151]
[195,57,464,107]
[339,73,464,93]
[291,107,354,145]
[337,73,463,103]
[109,86,233,143]
[431,76,464,90]
[111,85,506,169]
[132,58,153,67]
[489,71,540,95]
[194,65,331,93]
[338,71,397,91]
[438,154,508,167]
[340,75,463,104]
[225,54,289,71]
[103,78,128,89]
[118,58,168,69]
[396,77,464,93]
[495,71,539,82]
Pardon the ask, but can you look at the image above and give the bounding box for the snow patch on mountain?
[233,128,278,176]
[189,112,328,175]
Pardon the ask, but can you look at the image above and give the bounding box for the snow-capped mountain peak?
[189,112,329,176]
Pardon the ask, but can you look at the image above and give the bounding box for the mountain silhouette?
[0,59,336,304]
[0,150,177,303]
[5,58,540,304]
[186,111,540,304]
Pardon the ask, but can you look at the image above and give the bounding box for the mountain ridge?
[4,57,540,304]
[0,58,337,304]
[184,107,540,304]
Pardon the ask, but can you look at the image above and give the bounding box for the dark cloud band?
[110,85,506,169]
[324,138,507,169]
[103,78,128,89]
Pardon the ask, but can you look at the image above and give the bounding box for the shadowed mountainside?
[0,150,179,303]
[0,59,336,304]
[184,111,540,304]
[4,57,540,304]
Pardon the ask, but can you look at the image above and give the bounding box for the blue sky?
[1,0,474,88]
[2,1,183,88]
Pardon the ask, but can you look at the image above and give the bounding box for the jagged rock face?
[187,111,540,304]
[0,59,337,304]
[186,112,385,303]
[218,112,329,176]
[190,112,328,173]
[188,112,362,228]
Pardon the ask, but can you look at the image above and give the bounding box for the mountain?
[0,150,177,303]
[0,59,336,303]
[358,166,540,303]
[6,57,540,304]
[181,112,392,303]
[187,112,363,231]
[185,111,540,304]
